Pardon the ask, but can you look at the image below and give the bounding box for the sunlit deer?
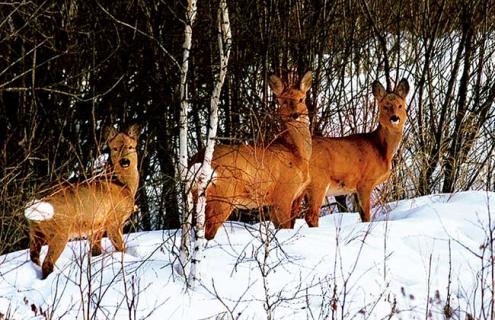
[297,79,409,225]
[25,124,141,279]
[190,71,313,240]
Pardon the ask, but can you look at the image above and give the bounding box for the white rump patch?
[24,200,55,221]
[187,163,202,180]
[187,163,216,187]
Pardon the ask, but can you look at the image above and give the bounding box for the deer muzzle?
[390,115,400,126]
[290,112,300,120]
[119,158,131,168]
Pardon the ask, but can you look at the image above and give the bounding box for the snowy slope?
[0,191,493,319]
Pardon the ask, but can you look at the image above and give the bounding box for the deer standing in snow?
[25,124,140,279]
[295,79,410,225]
[190,71,313,240]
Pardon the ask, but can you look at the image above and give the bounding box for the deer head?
[269,71,312,125]
[104,124,141,192]
[372,79,409,131]
[268,71,313,161]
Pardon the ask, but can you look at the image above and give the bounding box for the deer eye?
[399,105,402,109]
[299,98,304,103]
[112,148,118,152]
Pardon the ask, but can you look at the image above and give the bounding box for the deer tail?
[24,200,55,221]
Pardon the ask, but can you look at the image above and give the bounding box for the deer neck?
[112,166,140,197]
[283,116,312,163]
[375,124,403,164]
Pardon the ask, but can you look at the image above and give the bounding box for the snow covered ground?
[0,191,494,319]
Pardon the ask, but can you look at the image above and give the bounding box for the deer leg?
[107,224,125,252]
[305,184,326,228]
[290,194,305,227]
[351,194,361,213]
[90,231,104,256]
[29,229,46,266]
[205,200,233,240]
[41,233,68,279]
[271,194,294,229]
[356,186,372,222]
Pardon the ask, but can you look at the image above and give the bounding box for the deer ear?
[126,123,141,140]
[395,78,410,99]
[104,126,118,142]
[268,75,284,96]
[372,80,386,100]
[299,71,313,93]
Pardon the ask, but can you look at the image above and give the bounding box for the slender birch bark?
[178,0,197,278]
[189,0,232,286]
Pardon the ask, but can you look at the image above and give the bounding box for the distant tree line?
[1,0,494,254]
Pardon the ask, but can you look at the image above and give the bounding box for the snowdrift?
[0,191,493,319]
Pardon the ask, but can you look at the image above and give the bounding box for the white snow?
[93,153,109,172]
[2,191,494,319]
[24,200,55,221]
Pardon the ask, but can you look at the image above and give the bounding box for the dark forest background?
[1,0,494,254]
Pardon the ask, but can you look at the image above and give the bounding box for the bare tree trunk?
[416,0,446,195]
[178,0,197,278]
[360,0,391,90]
[189,0,232,287]
[442,20,473,193]
[419,29,466,195]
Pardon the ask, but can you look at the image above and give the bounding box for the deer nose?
[290,112,300,120]
[390,115,400,125]
[119,158,131,168]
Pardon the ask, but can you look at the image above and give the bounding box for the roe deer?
[297,79,409,225]
[25,124,141,279]
[190,71,313,240]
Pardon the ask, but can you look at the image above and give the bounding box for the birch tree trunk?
[178,0,197,278]
[188,0,232,287]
